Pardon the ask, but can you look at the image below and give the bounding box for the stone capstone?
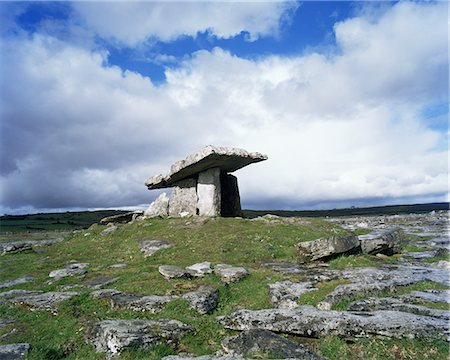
[296,235,360,262]
[145,146,267,189]
[218,305,449,340]
[214,264,249,284]
[169,178,198,217]
[221,329,325,360]
[197,167,221,217]
[140,240,173,257]
[49,263,88,280]
[89,319,192,357]
[182,286,219,314]
[144,193,170,218]
[0,343,31,360]
[358,228,405,255]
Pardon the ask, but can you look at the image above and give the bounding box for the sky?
[0,1,448,215]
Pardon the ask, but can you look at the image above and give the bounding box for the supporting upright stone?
[197,167,221,217]
[221,173,242,217]
[169,178,197,217]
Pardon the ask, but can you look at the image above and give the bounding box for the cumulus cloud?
[0,1,448,213]
[71,1,299,45]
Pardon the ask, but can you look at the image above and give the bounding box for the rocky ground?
[0,211,448,359]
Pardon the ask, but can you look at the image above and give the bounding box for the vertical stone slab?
[221,173,242,217]
[197,167,221,217]
[168,178,198,217]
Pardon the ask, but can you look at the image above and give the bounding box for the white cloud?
[71,1,298,45]
[0,1,448,212]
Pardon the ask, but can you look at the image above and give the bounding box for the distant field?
[1,202,448,233]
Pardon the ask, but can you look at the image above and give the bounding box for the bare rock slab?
[222,329,325,360]
[269,281,318,309]
[296,235,360,262]
[159,265,191,280]
[214,264,249,284]
[146,145,267,189]
[144,193,170,218]
[101,225,118,235]
[0,276,35,289]
[140,240,173,257]
[182,286,219,314]
[100,211,142,225]
[10,291,79,311]
[186,262,212,277]
[84,276,119,290]
[49,263,88,280]
[358,228,405,255]
[89,319,192,357]
[92,289,177,313]
[0,343,31,360]
[218,306,449,340]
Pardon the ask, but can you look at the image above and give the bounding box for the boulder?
[101,225,117,236]
[268,281,317,309]
[140,240,173,257]
[214,264,249,284]
[358,228,404,255]
[182,286,219,314]
[169,178,198,217]
[218,305,449,340]
[92,289,177,313]
[144,193,170,218]
[159,265,191,280]
[49,263,88,280]
[296,235,360,262]
[185,262,212,277]
[222,329,325,359]
[100,211,142,225]
[0,344,31,360]
[89,319,192,357]
[0,276,35,289]
[145,146,267,189]
[197,167,221,217]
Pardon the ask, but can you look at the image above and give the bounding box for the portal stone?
[169,178,197,217]
[220,173,242,217]
[197,167,221,217]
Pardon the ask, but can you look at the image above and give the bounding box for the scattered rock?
[144,193,170,218]
[108,263,128,269]
[159,265,191,280]
[358,228,404,255]
[268,281,317,309]
[140,240,173,257]
[89,319,192,357]
[182,286,219,314]
[222,329,325,359]
[101,225,117,235]
[218,305,449,340]
[100,211,142,225]
[296,235,360,262]
[49,263,88,280]
[0,289,43,304]
[0,276,35,289]
[214,264,249,284]
[84,276,119,290]
[186,262,212,277]
[347,297,450,320]
[10,291,79,311]
[92,289,177,313]
[0,343,31,360]
[1,238,65,255]
[405,290,450,304]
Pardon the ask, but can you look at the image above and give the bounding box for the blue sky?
[0,1,448,214]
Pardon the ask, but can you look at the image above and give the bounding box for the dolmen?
[145,146,267,218]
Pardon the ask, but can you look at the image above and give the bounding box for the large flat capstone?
[145,146,267,189]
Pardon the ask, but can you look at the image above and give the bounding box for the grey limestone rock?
[10,291,79,311]
[358,228,404,255]
[159,265,191,280]
[162,356,246,360]
[1,238,64,255]
[347,297,450,320]
[197,167,221,217]
[214,264,249,284]
[169,178,198,217]
[222,329,325,359]
[0,343,31,360]
[89,319,192,357]
[296,235,360,263]
[100,211,142,224]
[185,262,212,277]
[182,286,219,314]
[269,281,317,309]
[49,263,88,280]
[101,225,118,235]
[109,263,128,269]
[218,305,449,340]
[145,145,267,190]
[144,193,170,218]
[140,240,173,257]
[92,289,177,313]
[0,276,35,289]
[84,276,119,290]
[405,290,450,304]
